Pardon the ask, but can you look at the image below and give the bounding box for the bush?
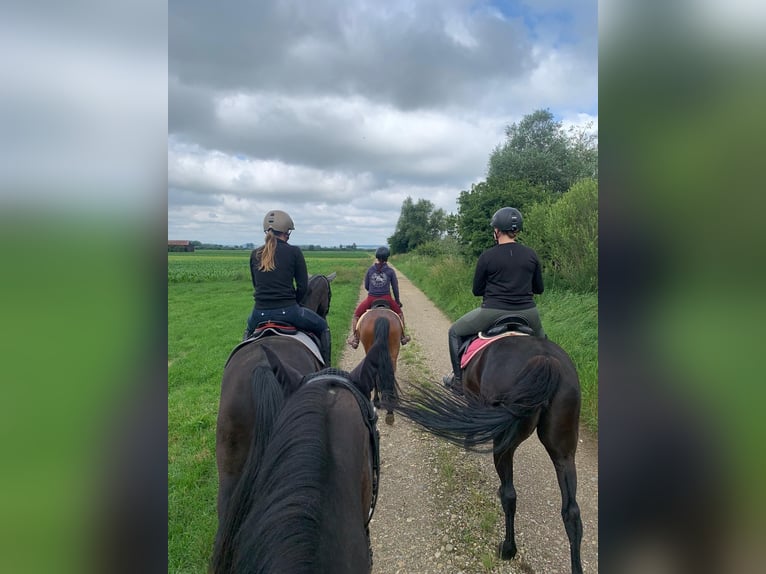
[524,178,597,292]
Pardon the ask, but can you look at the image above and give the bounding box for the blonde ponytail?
[256,231,278,271]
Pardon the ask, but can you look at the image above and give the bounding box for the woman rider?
[242,210,332,366]
[443,207,545,394]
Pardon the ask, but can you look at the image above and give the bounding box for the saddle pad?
[359,308,403,329]
[460,331,528,369]
[226,329,323,368]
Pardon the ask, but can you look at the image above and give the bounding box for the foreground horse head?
[213,273,335,550]
[210,342,397,574]
[393,335,583,574]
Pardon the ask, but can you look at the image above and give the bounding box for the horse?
[390,335,583,574]
[357,303,404,424]
[210,317,399,574]
[214,273,335,540]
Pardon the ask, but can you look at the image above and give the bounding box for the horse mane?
[227,382,334,574]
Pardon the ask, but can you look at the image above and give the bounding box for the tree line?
[387,109,598,292]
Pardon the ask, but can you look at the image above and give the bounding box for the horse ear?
[326,272,337,282]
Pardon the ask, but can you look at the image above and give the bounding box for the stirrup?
[400,334,411,345]
[347,334,359,349]
[442,373,463,395]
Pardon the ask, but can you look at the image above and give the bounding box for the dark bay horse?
[390,335,583,574]
[214,273,335,540]
[211,317,398,574]
[358,307,403,424]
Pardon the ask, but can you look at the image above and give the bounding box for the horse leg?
[550,454,583,574]
[493,444,519,559]
[538,414,583,574]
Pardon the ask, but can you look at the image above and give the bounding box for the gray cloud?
[168,0,597,246]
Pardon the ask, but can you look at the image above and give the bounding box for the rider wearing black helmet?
[241,210,332,365]
[346,246,411,348]
[443,207,545,394]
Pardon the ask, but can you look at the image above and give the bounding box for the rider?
[346,246,411,349]
[443,207,545,395]
[242,209,332,366]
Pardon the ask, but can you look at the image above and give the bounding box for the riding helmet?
[490,207,523,232]
[263,210,295,234]
[375,246,390,261]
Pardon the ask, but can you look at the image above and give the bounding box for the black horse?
[214,273,335,538]
[391,335,583,574]
[210,317,398,574]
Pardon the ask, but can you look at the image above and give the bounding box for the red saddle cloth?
[460,331,529,369]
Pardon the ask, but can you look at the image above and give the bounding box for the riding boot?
[397,313,411,345]
[319,329,332,366]
[346,316,360,349]
[443,327,463,395]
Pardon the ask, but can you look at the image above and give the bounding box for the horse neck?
[303,278,329,316]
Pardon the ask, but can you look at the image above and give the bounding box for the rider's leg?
[397,313,411,345]
[443,326,464,394]
[346,315,360,348]
[319,328,332,366]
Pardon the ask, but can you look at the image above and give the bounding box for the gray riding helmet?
[490,207,523,232]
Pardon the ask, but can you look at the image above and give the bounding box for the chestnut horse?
[390,335,583,574]
[357,305,403,424]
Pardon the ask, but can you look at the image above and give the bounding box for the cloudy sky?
[169,0,597,247]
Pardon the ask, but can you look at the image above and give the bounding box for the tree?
[488,109,597,195]
[456,180,547,256]
[388,197,447,254]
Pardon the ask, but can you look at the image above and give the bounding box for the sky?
[168,0,597,247]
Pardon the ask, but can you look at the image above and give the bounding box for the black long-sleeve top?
[472,242,544,310]
[250,239,308,309]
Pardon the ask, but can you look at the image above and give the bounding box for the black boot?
[443,327,463,395]
[319,329,332,366]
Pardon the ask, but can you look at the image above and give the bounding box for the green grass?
[168,251,371,573]
[392,252,598,432]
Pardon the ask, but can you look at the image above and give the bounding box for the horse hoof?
[385,412,395,425]
[498,540,517,560]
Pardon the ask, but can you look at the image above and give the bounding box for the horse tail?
[373,316,399,403]
[393,355,561,454]
[210,365,285,574]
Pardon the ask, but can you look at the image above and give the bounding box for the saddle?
[252,320,300,337]
[370,298,391,310]
[226,321,323,367]
[459,314,533,370]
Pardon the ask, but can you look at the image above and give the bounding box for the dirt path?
[339,267,598,574]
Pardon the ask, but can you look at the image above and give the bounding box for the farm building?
[168,240,194,252]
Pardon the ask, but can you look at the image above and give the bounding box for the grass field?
[168,248,597,573]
